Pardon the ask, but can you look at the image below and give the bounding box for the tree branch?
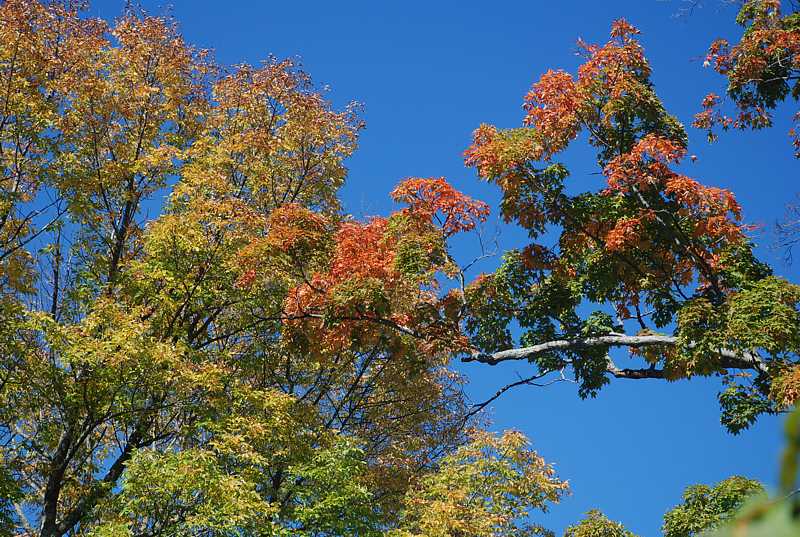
[52,425,146,537]
[465,370,572,419]
[462,333,767,375]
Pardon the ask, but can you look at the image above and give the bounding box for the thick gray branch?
[462,334,767,376]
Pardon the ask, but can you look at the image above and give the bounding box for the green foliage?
[694,407,800,537]
[92,436,380,537]
[388,212,447,282]
[286,440,381,537]
[581,312,616,337]
[662,476,766,537]
[718,384,775,434]
[726,277,800,356]
[92,449,273,537]
[571,347,612,398]
[464,251,529,353]
[0,455,19,537]
[674,298,730,377]
[563,510,639,537]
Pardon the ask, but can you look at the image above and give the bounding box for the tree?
[459,18,800,433]
[390,430,567,537]
[662,476,765,537]
[564,510,640,537]
[1,1,797,536]
[0,2,565,536]
[559,476,768,537]
[695,0,800,157]
[695,406,800,536]
[695,0,800,255]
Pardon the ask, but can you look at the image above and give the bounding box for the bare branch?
[465,370,572,419]
[462,333,767,375]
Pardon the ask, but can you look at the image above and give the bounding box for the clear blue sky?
[100,1,797,535]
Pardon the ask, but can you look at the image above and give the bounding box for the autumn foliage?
[463,18,800,430]
[0,1,561,536]
[0,1,799,536]
[269,176,488,358]
[695,0,800,156]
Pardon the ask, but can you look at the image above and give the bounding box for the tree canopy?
[0,0,798,536]
[460,13,799,435]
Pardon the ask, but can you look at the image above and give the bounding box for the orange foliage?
[696,0,800,153]
[463,127,541,226]
[604,212,654,252]
[604,135,687,193]
[772,364,800,408]
[281,216,402,354]
[604,135,745,252]
[234,204,329,288]
[463,124,502,178]
[519,19,649,159]
[464,19,754,324]
[523,70,581,156]
[277,178,481,357]
[328,218,394,282]
[391,177,489,236]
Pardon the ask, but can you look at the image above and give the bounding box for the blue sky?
[99,0,797,534]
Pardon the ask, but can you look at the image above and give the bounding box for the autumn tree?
[460,18,800,434]
[0,2,566,537]
[390,431,567,537]
[2,1,798,536]
[693,0,800,258]
[696,0,800,157]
